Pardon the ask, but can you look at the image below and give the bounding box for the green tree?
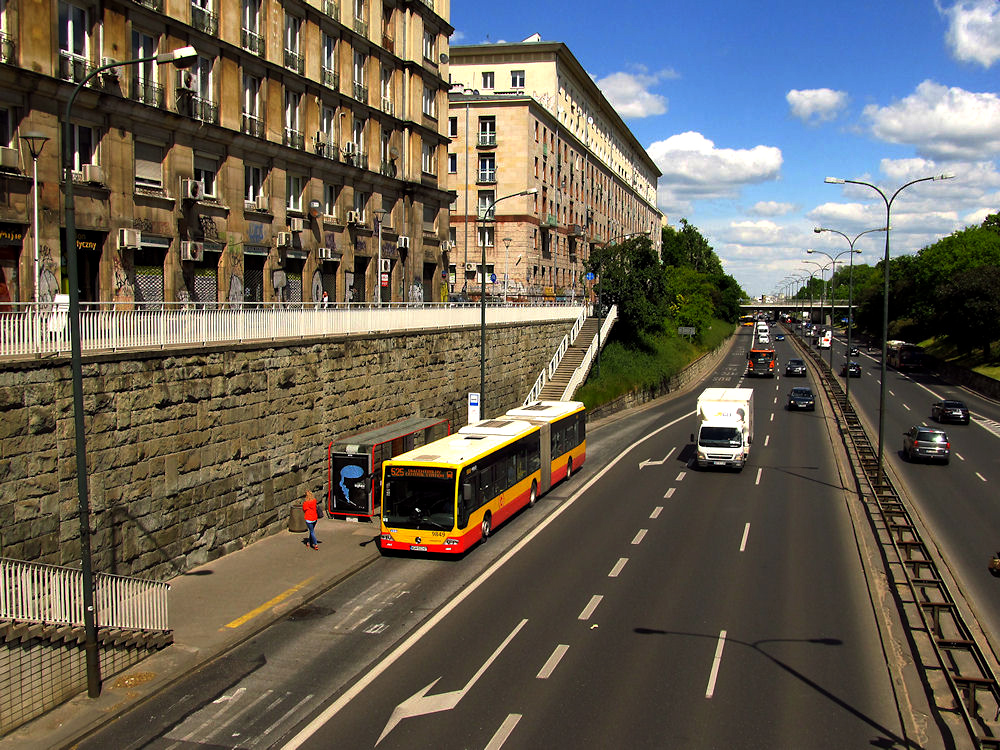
[938,266,1000,357]
[661,219,722,275]
[586,235,668,336]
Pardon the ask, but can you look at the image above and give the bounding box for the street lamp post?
[825,173,954,488]
[64,45,197,698]
[806,247,860,371]
[373,209,386,305]
[502,236,512,303]
[813,226,886,400]
[479,188,537,417]
[21,132,49,309]
[802,259,831,360]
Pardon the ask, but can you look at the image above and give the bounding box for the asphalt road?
[813,324,1000,652]
[80,328,913,749]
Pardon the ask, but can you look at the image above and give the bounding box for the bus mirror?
[689,433,695,443]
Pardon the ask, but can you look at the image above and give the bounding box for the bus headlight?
[444,538,460,546]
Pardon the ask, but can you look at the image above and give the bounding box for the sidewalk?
[1,517,381,750]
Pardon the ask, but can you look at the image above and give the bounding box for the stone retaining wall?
[0,322,568,580]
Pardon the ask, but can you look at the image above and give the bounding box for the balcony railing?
[477,132,497,147]
[0,302,584,359]
[130,79,165,108]
[242,113,265,138]
[343,151,369,170]
[0,30,14,64]
[380,160,397,177]
[323,0,339,19]
[284,128,305,150]
[1,557,170,632]
[353,81,368,103]
[353,16,368,36]
[191,5,218,35]
[58,52,95,85]
[322,66,339,90]
[191,96,219,124]
[284,49,304,74]
[136,0,163,10]
[477,169,497,184]
[242,28,264,55]
[381,96,394,116]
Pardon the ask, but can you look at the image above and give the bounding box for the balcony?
[242,28,264,55]
[541,214,558,228]
[284,128,305,150]
[477,132,496,148]
[323,0,339,20]
[191,96,219,125]
[284,49,304,75]
[191,5,218,35]
[0,30,14,64]
[569,223,586,237]
[380,160,397,177]
[130,79,165,108]
[381,96,394,116]
[382,33,394,54]
[353,16,368,37]
[59,53,95,85]
[322,66,339,91]
[353,81,369,104]
[343,151,369,170]
[477,169,497,184]
[136,0,162,10]
[242,113,265,139]
[416,0,435,11]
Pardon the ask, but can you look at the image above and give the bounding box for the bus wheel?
[481,512,492,541]
[566,458,573,480]
[528,480,538,507]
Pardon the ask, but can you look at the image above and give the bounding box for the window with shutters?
[135,141,163,191]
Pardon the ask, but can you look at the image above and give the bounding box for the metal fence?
[0,557,171,632]
[0,300,586,360]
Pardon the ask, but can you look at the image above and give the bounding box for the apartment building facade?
[447,38,662,301]
[0,0,454,307]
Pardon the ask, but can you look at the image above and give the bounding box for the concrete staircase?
[538,317,602,400]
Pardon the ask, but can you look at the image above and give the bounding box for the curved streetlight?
[479,188,537,416]
[802,259,831,354]
[806,247,860,371]
[64,44,198,698]
[814,226,886,400]
[824,173,954,488]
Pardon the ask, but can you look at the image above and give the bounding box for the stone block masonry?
[0,321,568,581]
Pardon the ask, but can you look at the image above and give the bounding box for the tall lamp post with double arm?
[479,188,537,416]
[806,247,861,371]
[824,173,954,488]
[813,226,886,400]
[802,259,831,361]
[64,45,198,698]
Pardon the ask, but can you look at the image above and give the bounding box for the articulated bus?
[739,315,755,327]
[379,401,586,554]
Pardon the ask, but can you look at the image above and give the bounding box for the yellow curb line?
[223,575,316,629]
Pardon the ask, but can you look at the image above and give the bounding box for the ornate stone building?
[0,0,454,306]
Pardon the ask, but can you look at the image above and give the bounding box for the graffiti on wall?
[409,278,424,304]
[227,239,244,303]
[310,269,323,303]
[113,247,136,303]
[37,244,60,303]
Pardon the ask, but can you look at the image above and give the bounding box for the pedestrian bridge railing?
[0,300,584,360]
[0,557,171,633]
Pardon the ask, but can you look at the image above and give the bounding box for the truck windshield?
[383,472,456,531]
[699,427,743,447]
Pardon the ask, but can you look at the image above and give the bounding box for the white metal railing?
[525,305,589,404]
[562,305,618,399]
[0,301,584,360]
[0,557,171,632]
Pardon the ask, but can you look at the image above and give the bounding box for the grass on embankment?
[575,319,735,410]
[919,337,1000,381]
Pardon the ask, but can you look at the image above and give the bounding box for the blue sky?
[451,0,1000,296]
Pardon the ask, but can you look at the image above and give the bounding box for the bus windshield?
[382,469,456,531]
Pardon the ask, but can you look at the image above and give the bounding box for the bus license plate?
[410,545,427,552]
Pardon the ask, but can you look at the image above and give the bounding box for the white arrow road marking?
[376,619,527,745]
[639,446,676,469]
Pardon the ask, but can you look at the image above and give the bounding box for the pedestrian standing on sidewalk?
[303,490,322,550]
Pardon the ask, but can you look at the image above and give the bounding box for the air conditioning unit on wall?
[397,236,410,250]
[81,164,104,184]
[346,210,362,225]
[289,217,305,232]
[465,262,477,272]
[180,241,204,262]
[118,228,141,249]
[181,178,204,200]
[276,232,292,247]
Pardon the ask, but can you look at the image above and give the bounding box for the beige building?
[0,0,454,307]
[447,37,662,301]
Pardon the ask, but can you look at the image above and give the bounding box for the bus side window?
[458,482,473,527]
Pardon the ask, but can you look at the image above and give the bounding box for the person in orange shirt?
[302,491,321,550]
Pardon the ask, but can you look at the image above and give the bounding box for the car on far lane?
[787,386,816,411]
[840,360,862,378]
[785,358,807,376]
[902,426,950,464]
[931,399,970,424]
[848,346,860,357]
[775,333,785,341]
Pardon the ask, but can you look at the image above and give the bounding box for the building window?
[421,141,435,175]
[241,0,262,53]
[478,115,496,146]
[134,141,162,190]
[422,29,435,60]
[478,190,495,220]
[448,116,458,138]
[478,225,494,247]
[353,189,368,219]
[194,154,217,198]
[481,71,494,89]
[245,164,264,202]
[284,89,302,147]
[324,183,340,216]
[422,85,436,117]
[58,1,88,61]
[131,30,159,105]
[69,123,96,172]
[284,13,303,72]
[511,70,525,88]
[448,153,457,173]
[287,174,303,211]
[478,154,495,182]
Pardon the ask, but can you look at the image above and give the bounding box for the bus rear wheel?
[481,512,492,542]
[566,458,573,480]
[528,480,538,507]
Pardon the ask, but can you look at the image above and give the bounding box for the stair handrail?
[524,306,589,404]
[560,305,617,399]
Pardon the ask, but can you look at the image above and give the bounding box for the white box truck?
[691,388,754,470]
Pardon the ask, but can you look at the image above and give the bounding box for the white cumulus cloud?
[786,88,848,124]
[864,80,1000,159]
[939,0,1000,67]
[595,67,675,119]
[749,201,796,216]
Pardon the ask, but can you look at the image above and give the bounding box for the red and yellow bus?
[379,401,586,554]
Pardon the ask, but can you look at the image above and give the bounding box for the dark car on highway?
[840,360,862,378]
[902,426,950,463]
[775,333,785,341]
[784,358,807,376]
[848,346,860,356]
[931,399,970,424]
[787,386,815,411]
